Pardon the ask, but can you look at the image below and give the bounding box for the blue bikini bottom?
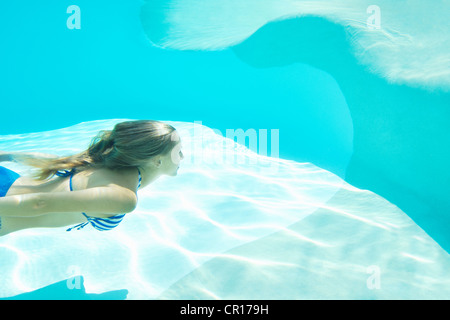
[0,166,20,230]
[0,165,20,197]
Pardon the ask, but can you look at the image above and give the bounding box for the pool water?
[1,0,449,299]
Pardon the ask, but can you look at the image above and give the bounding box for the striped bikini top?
[55,167,141,232]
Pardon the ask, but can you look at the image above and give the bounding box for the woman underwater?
[0,120,184,236]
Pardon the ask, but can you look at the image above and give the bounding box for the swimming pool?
[0,0,449,299]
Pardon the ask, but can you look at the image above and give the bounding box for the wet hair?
[16,120,179,180]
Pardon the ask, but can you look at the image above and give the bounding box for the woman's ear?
[154,158,162,168]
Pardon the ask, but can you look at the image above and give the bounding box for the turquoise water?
[1,0,449,299]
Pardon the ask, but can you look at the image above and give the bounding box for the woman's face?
[160,140,184,176]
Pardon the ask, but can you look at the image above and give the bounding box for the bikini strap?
[137,167,141,190]
[55,168,76,177]
[55,168,76,192]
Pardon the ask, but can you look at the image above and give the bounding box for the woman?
[0,120,184,236]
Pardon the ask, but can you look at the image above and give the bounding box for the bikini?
[0,166,21,230]
[0,166,20,198]
[56,168,141,232]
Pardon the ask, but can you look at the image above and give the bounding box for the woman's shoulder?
[80,167,140,193]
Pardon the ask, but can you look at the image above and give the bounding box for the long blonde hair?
[16,120,178,180]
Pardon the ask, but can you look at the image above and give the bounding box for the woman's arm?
[0,185,138,218]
